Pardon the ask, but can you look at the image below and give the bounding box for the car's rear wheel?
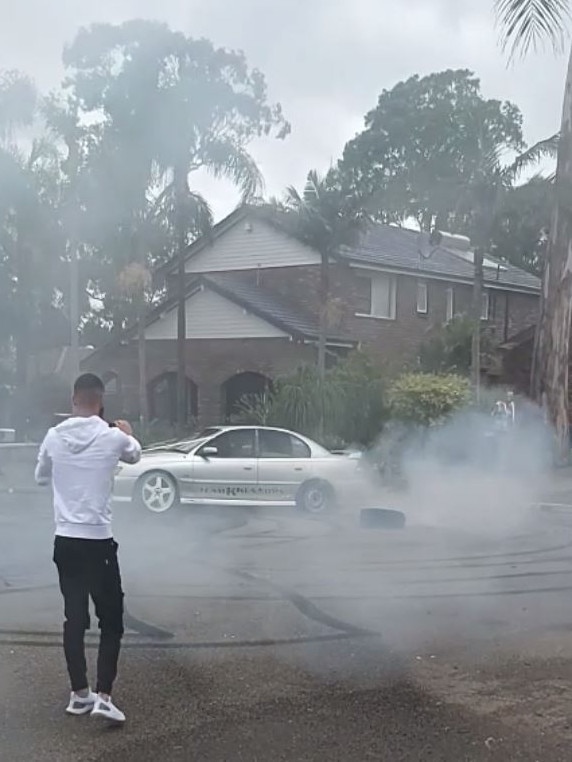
[296,479,335,515]
[135,470,179,514]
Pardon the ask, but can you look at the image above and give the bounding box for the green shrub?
[419,316,494,375]
[389,372,470,427]
[233,351,387,446]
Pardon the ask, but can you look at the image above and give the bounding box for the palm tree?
[279,170,370,380]
[150,38,272,431]
[449,129,558,397]
[62,22,288,431]
[496,0,572,460]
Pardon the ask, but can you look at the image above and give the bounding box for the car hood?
[140,450,188,459]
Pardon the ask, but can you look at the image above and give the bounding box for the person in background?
[506,390,516,426]
[491,399,510,432]
[35,373,141,724]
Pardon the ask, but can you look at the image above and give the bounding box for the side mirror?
[200,446,218,458]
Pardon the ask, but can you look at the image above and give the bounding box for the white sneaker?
[66,690,97,716]
[91,695,126,725]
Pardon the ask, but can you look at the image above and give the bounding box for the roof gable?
[185,215,320,274]
[145,287,289,341]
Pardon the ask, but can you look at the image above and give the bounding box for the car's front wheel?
[296,479,335,515]
[135,470,179,514]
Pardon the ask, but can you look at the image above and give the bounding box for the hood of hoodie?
[54,415,109,454]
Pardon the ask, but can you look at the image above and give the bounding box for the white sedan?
[113,425,364,515]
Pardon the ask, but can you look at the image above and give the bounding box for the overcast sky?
[0,0,566,219]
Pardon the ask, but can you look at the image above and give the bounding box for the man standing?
[35,373,141,724]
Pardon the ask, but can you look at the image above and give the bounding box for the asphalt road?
[3,485,572,760]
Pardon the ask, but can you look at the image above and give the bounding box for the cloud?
[0,0,566,217]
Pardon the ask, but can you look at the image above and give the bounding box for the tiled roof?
[158,206,540,296]
[201,273,354,345]
[339,225,540,293]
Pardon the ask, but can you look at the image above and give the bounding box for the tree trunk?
[471,247,484,402]
[317,252,329,441]
[132,227,149,431]
[69,242,80,386]
[531,45,572,463]
[65,135,81,391]
[530,256,550,400]
[14,233,28,439]
[317,252,329,380]
[175,167,187,433]
[136,294,149,430]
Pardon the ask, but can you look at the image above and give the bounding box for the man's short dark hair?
[73,373,105,395]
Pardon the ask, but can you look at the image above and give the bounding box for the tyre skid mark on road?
[356,554,572,572]
[344,539,572,568]
[0,583,55,596]
[123,610,173,640]
[0,632,372,650]
[223,566,376,637]
[3,507,572,648]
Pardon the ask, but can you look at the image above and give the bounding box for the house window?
[481,291,490,321]
[355,274,396,320]
[445,288,455,323]
[446,287,454,322]
[416,282,428,315]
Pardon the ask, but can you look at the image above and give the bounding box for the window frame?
[198,429,256,459]
[257,429,312,459]
[446,287,455,322]
[355,273,397,321]
[481,291,490,321]
[416,281,428,315]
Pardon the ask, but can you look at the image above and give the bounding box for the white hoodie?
[35,416,142,540]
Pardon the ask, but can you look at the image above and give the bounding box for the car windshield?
[148,428,222,454]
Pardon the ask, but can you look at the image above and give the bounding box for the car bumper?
[112,475,138,502]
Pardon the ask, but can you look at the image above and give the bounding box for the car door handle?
[243,466,254,471]
[294,467,303,471]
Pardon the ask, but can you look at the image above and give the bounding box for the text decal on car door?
[197,485,287,498]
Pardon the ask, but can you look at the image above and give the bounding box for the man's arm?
[119,434,142,464]
[35,434,52,486]
[114,421,142,464]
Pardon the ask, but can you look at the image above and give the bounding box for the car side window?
[206,430,255,458]
[258,430,311,459]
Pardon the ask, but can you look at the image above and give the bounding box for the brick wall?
[169,264,539,368]
[247,263,540,368]
[83,337,315,425]
[96,264,539,425]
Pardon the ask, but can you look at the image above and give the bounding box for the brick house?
[82,206,540,425]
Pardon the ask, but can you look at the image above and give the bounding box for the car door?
[188,429,257,504]
[256,429,312,504]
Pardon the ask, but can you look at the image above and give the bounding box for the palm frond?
[504,132,559,182]
[183,190,214,238]
[0,70,37,146]
[283,185,304,210]
[152,179,213,242]
[201,138,263,201]
[495,0,571,58]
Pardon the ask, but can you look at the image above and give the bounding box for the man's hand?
[114,419,133,436]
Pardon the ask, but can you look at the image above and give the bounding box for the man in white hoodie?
[35,373,141,724]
